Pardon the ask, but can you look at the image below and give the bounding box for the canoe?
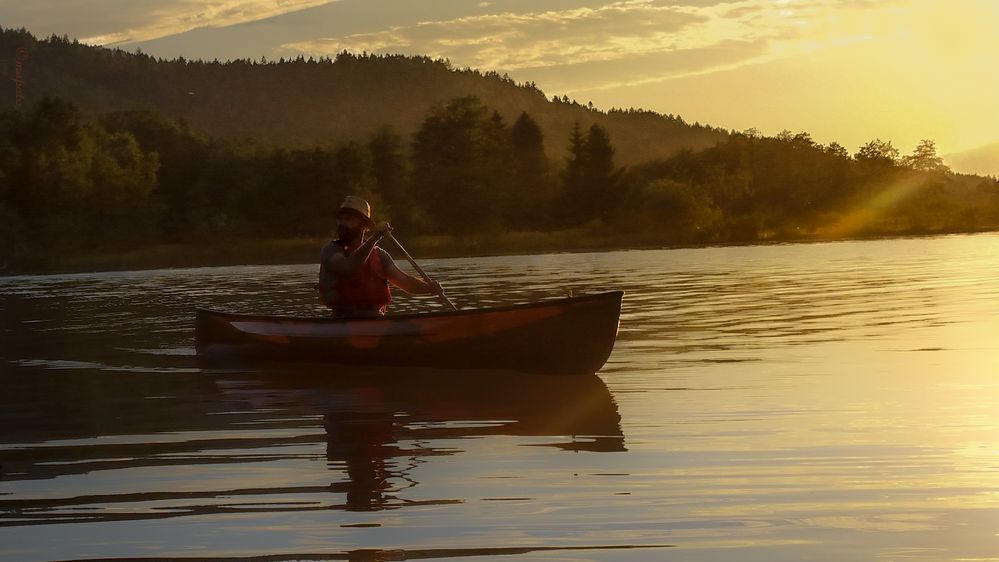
[196,291,623,375]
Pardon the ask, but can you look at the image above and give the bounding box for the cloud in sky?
[283,2,705,70]
[92,0,340,45]
[0,0,337,46]
[280,0,889,91]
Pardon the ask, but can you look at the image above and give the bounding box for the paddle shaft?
[385,232,458,311]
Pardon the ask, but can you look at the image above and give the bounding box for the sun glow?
[823,175,927,239]
[575,0,999,154]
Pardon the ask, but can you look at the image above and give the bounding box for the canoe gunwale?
[196,290,624,324]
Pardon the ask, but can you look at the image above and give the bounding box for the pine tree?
[559,122,621,224]
[559,122,586,224]
[508,111,551,228]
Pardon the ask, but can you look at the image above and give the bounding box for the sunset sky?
[3,0,997,157]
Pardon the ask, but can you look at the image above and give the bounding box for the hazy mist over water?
[1,233,997,561]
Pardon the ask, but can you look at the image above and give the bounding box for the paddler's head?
[336,195,375,242]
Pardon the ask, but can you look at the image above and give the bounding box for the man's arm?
[325,222,392,276]
[381,250,444,295]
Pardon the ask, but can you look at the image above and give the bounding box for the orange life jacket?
[319,241,392,316]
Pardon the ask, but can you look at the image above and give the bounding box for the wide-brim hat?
[338,195,374,227]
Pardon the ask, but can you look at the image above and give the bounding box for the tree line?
[618,131,999,242]
[1,96,998,270]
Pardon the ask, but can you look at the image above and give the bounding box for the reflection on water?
[1,233,998,561]
[0,368,622,522]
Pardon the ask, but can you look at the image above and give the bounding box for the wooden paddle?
[385,232,458,311]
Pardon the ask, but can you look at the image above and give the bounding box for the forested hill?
[0,27,725,164]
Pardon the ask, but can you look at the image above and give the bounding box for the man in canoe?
[318,196,444,317]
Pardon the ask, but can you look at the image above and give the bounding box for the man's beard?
[338,225,362,243]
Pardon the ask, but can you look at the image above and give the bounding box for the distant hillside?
[944,142,999,177]
[0,27,727,165]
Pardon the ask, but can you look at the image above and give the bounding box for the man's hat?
[338,195,374,226]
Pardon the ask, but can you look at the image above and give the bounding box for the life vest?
[318,240,392,315]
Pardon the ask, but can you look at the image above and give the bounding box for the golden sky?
[4,0,998,155]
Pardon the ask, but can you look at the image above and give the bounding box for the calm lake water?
[1,234,997,562]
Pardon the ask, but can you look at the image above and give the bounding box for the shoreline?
[3,227,997,277]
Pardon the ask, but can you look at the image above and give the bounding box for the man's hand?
[427,280,445,296]
[370,221,393,238]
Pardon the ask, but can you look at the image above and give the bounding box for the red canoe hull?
[196,291,623,375]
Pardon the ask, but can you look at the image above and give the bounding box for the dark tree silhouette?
[410,97,512,233]
[508,111,553,228]
[561,123,621,223]
[903,139,949,173]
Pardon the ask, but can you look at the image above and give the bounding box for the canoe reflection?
[220,367,626,512]
[0,366,624,525]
